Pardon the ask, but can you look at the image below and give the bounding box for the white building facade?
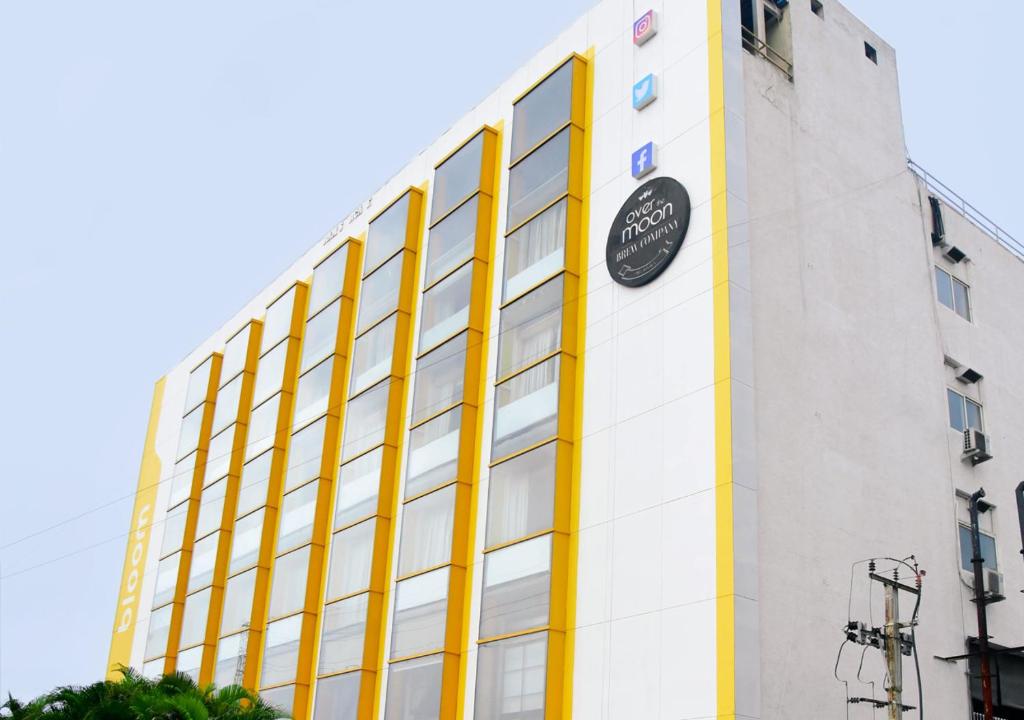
[108,0,1024,718]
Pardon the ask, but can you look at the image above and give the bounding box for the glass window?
[342,380,390,461]
[212,375,242,434]
[947,388,966,432]
[336,449,382,528]
[432,132,483,223]
[286,417,326,493]
[959,525,997,572]
[935,267,954,310]
[261,614,303,687]
[384,654,443,720]
[261,286,297,355]
[295,358,334,428]
[356,252,404,334]
[411,333,467,425]
[313,672,361,720]
[176,644,203,681]
[474,632,548,720]
[511,60,573,164]
[230,509,264,574]
[319,594,368,675]
[425,196,478,287]
[169,452,197,508]
[953,277,972,321]
[195,479,227,539]
[503,199,566,302]
[302,299,341,373]
[215,632,249,688]
[507,128,569,231]
[221,326,251,386]
[310,245,350,315]
[153,552,180,608]
[221,568,256,635]
[189,531,220,591]
[398,485,455,576]
[420,262,472,352]
[177,404,205,461]
[327,519,376,600]
[268,546,311,619]
[278,482,319,553]
[142,658,164,680]
[406,407,461,499]
[246,394,280,461]
[161,504,188,557]
[497,275,563,379]
[206,426,234,486]
[492,356,560,460]
[391,567,449,659]
[486,443,556,548]
[480,534,551,639]
[966,398,983,431]
[260,684,295,715]
[253,342,288,407]
[238,452,271,518]
[180,587,212,649]
[185,357,213,414]
[351,314,397,395]
[145,604,172,660]
[365,193,411,274]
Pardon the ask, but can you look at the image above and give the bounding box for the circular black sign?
[605,176,690,287]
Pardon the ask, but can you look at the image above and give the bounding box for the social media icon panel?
[633,73,657,110]
[632,142,657,179]
[633,10,657,46]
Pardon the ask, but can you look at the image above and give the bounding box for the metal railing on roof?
[908,158,1023,261]
[741,27,794,81]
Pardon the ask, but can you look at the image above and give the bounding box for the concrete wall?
[743,1,1024,718]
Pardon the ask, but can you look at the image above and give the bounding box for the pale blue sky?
[0,0,1020,701]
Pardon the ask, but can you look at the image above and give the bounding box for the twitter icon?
[632,73,657,110]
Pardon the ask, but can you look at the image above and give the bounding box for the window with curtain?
[302,299,341,373]
[319,593,369,675]
[350,313,397,395]
[486,442,556,548]
[313,672,362,720]
[398,485,455,576]
[390,567,449,659]
[267,545,311,619]
[327,519,376,600]
[425,196,478,287]
[294,357,334,428]
[406,407,461,499]
[506,128,569,231]
[502,199,566,302]
[497,275,563,380]
[411,333,467,425]
[474,631,548,720]
[419,262,472,352]
[491,357,560,460]
[479,534,551,639]
[336,448,382,528]
[383,654,443,720]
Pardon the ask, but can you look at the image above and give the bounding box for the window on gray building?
[947,388,983,432]
[935,267,971,321]
[958,524,997,572]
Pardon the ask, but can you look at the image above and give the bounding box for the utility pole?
[884,581,903,720]
[969,488,995,720]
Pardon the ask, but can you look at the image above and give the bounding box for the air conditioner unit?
[985,568,1005,600]
[963,429,993,465]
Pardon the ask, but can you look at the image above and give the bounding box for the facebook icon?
[631,141,657,178]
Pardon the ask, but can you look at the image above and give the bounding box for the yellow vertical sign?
[106,377,166,678]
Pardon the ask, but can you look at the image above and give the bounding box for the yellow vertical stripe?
[107,377,166,678]
[707,0,736,718]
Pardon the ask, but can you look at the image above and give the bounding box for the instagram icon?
[633,10,657,46]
